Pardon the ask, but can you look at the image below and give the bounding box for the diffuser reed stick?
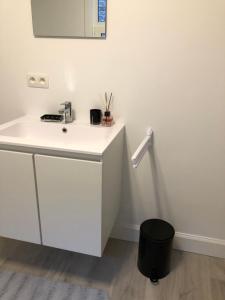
[105,92,112,111]
[103,92,113,126]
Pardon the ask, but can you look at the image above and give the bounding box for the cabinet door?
[35,155,102,256]
[0,150,41,244]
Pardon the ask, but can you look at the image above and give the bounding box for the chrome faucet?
[59,101,73,123]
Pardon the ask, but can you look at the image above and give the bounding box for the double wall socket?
[27,73,49,89]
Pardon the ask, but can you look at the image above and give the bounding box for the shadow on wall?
[119,132,145,224]
[119,131,175,227]
[148,137,175,224]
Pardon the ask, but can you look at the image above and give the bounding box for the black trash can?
[138,219,175,283]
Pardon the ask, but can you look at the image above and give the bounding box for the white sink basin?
[0,121,111,140]
[0,116,124,155]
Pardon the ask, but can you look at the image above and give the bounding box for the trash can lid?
[140,219,175,242]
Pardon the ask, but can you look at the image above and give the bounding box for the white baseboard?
[111,223,225,259]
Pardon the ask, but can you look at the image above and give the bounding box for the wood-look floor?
[0,237,224,300]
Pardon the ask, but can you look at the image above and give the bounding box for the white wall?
[0,0,225,257]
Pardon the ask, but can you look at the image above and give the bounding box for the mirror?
[31,0,107,39]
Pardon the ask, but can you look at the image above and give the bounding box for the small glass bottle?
[102,111,113,127]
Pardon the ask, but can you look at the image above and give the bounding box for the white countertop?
[0,115,125,156]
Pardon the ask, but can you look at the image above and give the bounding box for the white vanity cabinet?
[0,116,124,257]
[35,155,103,256]
[0,150,41,244]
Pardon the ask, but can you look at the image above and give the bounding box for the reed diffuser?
[102,92,114,127]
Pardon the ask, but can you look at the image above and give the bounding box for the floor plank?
[0,237,224,300]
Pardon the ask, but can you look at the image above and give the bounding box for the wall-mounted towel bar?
[131,127,153,168]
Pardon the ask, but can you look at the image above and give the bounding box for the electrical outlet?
[27,73,49,89]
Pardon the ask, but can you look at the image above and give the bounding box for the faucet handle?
[59,101,73,123]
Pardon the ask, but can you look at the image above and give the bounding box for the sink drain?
[62,127,67,133]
